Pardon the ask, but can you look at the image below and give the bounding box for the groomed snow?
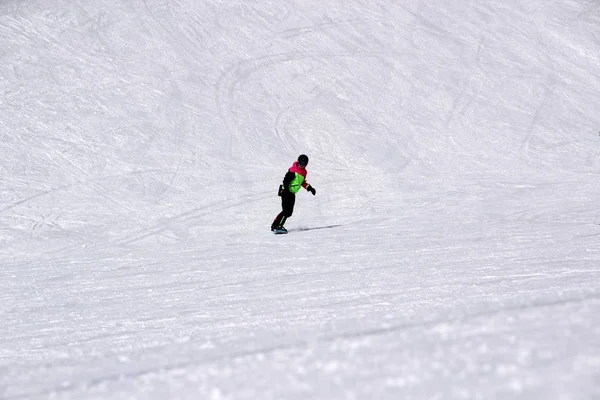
[1,1,599,399]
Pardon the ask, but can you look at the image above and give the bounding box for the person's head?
[297,154,309,168]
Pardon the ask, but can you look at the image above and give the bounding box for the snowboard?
[272,229,288,235]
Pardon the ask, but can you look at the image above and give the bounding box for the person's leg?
[272,193,295,230]
[271,213,284,230]
[281,193,296,224]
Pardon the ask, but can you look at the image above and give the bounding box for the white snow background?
[1,0,600,399]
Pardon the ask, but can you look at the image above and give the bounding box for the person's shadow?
[290,224,341,232]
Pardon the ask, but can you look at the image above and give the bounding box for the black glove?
[278,184,285,196]
[307,185,316,195]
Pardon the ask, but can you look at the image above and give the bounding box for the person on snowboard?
[271,154,316,233]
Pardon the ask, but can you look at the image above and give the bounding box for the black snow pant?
[272,191,296,229]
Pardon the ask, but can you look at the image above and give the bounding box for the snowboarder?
[271,154,316,233]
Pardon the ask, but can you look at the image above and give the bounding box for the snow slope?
[1,0,600,399]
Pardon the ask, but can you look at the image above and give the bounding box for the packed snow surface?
[1,0,600,399]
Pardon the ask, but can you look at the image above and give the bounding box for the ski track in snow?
[1,0,600,399]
